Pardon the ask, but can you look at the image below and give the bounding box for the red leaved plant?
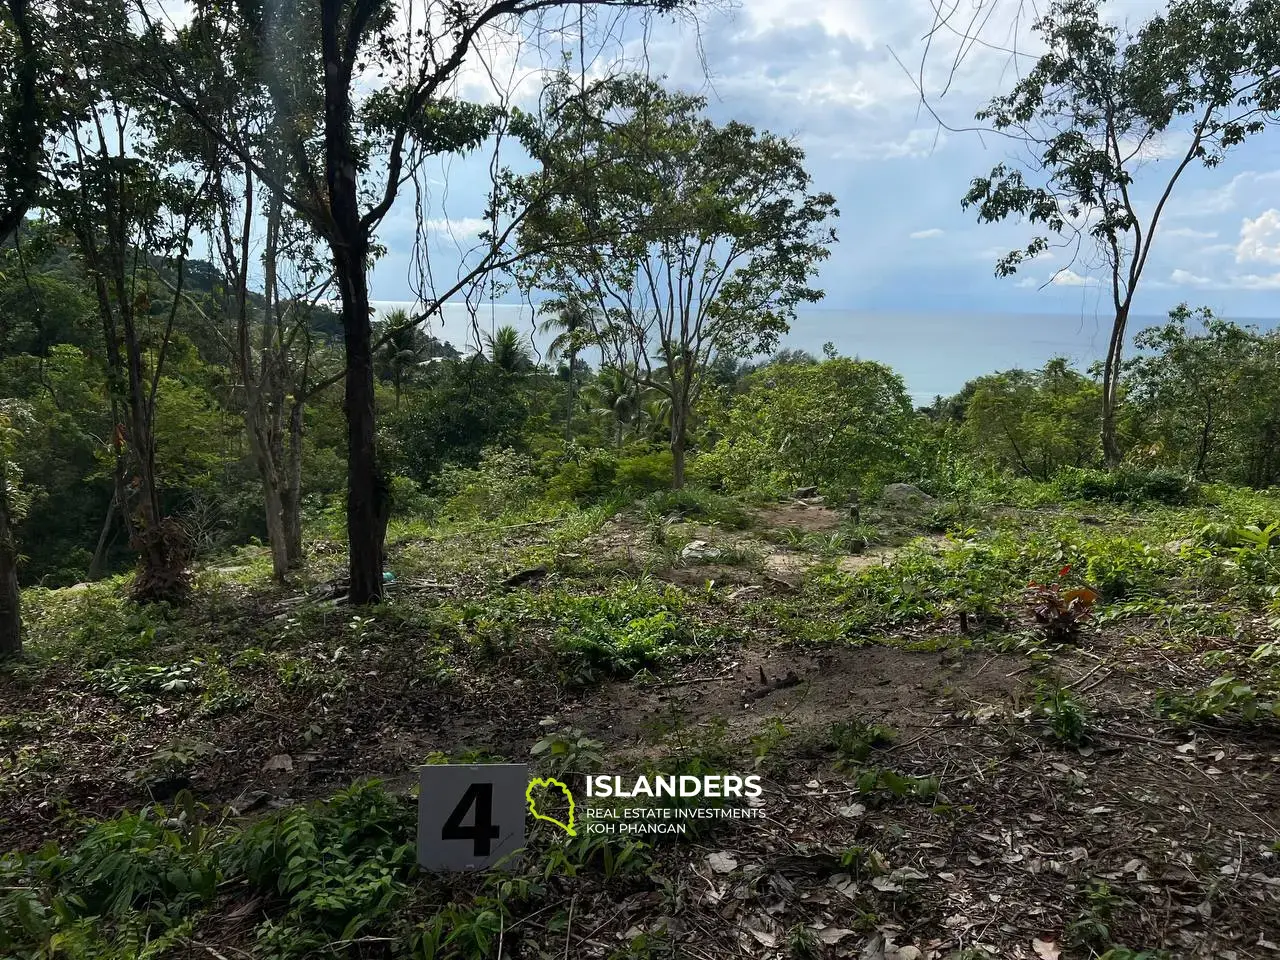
[1025,564,1098,643]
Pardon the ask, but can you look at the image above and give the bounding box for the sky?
[360,0,1280,391]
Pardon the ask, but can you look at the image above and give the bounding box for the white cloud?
[1235,271,1280,290]
[1160,226,1218,240]
[1014,276,1039,289]
[909,228,944,239]
[1178,170,1280,217]
[423,217,490,238]
[1169,268,1212,288]
[1236,209,1280,265]
[1050,269,1098,287]
[839,128,946,161]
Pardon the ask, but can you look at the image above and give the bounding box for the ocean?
[369,301,1280,403]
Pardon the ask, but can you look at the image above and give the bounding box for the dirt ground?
[4,498,1280,958]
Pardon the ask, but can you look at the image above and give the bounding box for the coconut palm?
[484,325,534,374]
[374,309,442,409]
[583,365,640,447]
[538,296,596,440]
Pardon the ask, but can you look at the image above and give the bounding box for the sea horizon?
[368,301,1280,404]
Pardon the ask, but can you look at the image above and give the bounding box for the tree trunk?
[87,494,116,581]
[335,244,386,603]
[670,407,687,490]
[1101,304,1131,469]
[283,399,305,568]
[0,486,21,659]
[323,0,386,604]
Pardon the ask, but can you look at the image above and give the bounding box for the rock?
[879,483,936,508]
[792,486,819,499]
[680,540,719,562]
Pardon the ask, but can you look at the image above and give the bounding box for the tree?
[42,20,211,602]
[1126,305,1280,484]
[538,295,594,440]
[0,403,30,658]
[963,359,1103,479]
[133,0,686,604]
[582,364,639,447]
[485,325,534,374]
[375,309,451,409]
[962,0,1280,466]
[0,0,44,244]
[511,73,837,488]
[700,358,917,502]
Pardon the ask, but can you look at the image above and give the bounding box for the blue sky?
[365,0,1280,365]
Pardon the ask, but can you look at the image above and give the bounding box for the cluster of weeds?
[640,488,750,530]
[854,768,940,805]
[1064,879,1170,958]
[749,717,792,771]
[228,781,419,958]
[533,581,699,678]
[22,587,173,668]
[1056,467,1199,507]
[1031,681,1092,746]
[827,718,895,771]
[645,712,736,776]
[133,738,217,783]
[0,794,221,959]
[86,659,205,703]
[531,722,606,776]
[1154,673,1280,725]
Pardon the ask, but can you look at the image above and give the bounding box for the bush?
[614,449,674,493]
[436,447,541,519]
[543,445,619,503]
[698,358,918,501]
[1055,466,1199,506]
[640,487,750,529]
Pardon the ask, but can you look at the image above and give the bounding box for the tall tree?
[0,0,44,244]
[962,0,1280,466]
[0,403,29,658]
[132,0,684,603]
[511,74,837,488]
[375,309,449,409]
[538,295,593,440]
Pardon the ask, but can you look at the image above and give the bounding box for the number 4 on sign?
[417,764,528,871]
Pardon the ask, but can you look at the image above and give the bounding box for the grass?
[7,474,1280,957]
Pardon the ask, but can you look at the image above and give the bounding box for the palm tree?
[374,309,437,409]
[484,325,534,374]
[639,394,672,442]
[584,365,639,447]
[538,297,595,441]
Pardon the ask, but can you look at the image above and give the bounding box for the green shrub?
[1056,466,1198,506]
[615,449,675,493]
[544,446,619,503]
[640,487,750,529]
[437,447,541,518]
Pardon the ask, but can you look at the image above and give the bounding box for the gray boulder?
[880,483,936,508]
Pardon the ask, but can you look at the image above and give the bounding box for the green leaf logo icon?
[526,777,576,836]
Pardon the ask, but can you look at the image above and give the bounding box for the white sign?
[417,763,528,871]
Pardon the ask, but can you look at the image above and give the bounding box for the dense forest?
[4,0,1280,958]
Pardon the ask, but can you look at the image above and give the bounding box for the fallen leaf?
[1032,940,1060,960]
[707,852,738,874]
[816,926,856,945]
[263,754,293,772]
